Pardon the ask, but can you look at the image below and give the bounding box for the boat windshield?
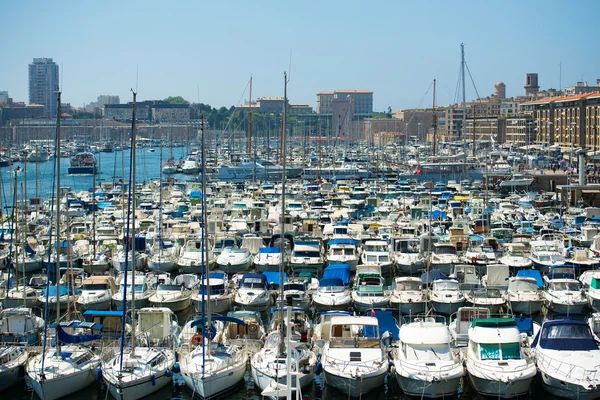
[121,284,144,293]
[329,324,380,348]
[434,281,458,290]
[319,285,345,293]
[284,283,305,292]
[395,281,421,291]
[436,246,457,255]
[479,342,522,360]
[551,282,581,291]
[404,343,452,361]
[241,281,265,290]
[83,284,109,290]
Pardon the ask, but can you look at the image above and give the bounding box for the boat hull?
[431,299,465,316]
[192,295,232,315]
[251,364,314,395]
[395,371,460,398]
[468,372,534,398]
[68,167,96,175]
[509,299,543,315]
[181,360,247,399]
[389,300,426,316]
[26,360,99,400]
[539,370,600,400]
[323,365,387,398]
[104,371,172,400]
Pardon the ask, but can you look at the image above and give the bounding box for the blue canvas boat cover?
[318,278,345,288]
[516,270,543,288]
[329,239,357,246]
[258,247,280,254]
[421,270,448,285]
[533,319,598,351]
[56,324,102,344]
[262,271,286,286]
[364,310,399,340]
[323,264,351,285]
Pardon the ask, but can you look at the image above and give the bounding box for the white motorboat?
[38,285,77,311]
[191,272,234,315]
[464,287,506,314]
[449,307,491,347]
[532,318,600,399]
[312,277,352,312]
[148,274,197,312]
[254,247,287,273]
[4,285,40,309]
[0,346,28,391]
[111,272,154,311]
[102,308,178,400]
[390,236,425,275]
[499,243,532,274]
[389,276,427,316]
[466,318,537,398]
[543,278,587,314]
[76,275,118,311]
[311,311,353,343]
[320,315,389,398]
[180,316,248,399]
[289,238,324,276]
[393,317,463,398]
[216,310,266,354]
[282,280,311,309]
[361,240,394,277]
[587,276,600,311]
[351,265,390,312]
[429,279,466,316]
[215,247,253,274]
[147,239,179,272]
[233,273,272,312]
[326,239,360,271]
[430,243,460,276]
[111,248,146,271]
[181,156,200,174]
[0,307,45,345]
[177,237,209,270]
[507,272,545,315]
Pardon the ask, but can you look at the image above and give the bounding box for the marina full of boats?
[3,162,600,399]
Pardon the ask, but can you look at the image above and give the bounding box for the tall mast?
[472,104,477,159]
[432,78,437,157]
[461,43,467,164]
[55,90,62,356]
[130,91,138,353]
[248,75,253,157]
[201,113,211,349]
[279,71,288,356]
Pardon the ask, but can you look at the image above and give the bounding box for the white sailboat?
[180,113,248,399]
[26,92,102,400]
[102,93,177,400]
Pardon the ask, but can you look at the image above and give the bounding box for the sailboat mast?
[461,43,467,164]
[201,113,211,337]
[130,91,137,352]
[55,90,62,356]
[248,75,253,157]
[432,78,437,158]
[472,104,477,159]
[279,72,288,356]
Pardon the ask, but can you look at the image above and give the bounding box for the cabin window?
[479,342,521,360]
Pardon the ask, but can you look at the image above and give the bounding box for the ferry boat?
[68,151,97,175]
[209,159,302,182]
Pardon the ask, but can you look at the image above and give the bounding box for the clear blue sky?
[2,0,599,111]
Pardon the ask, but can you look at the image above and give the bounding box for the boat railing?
[397,358,461,376]
[535,349,600,383]
[467,356,534,374]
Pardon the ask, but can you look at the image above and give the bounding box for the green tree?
[164,96,190,105]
